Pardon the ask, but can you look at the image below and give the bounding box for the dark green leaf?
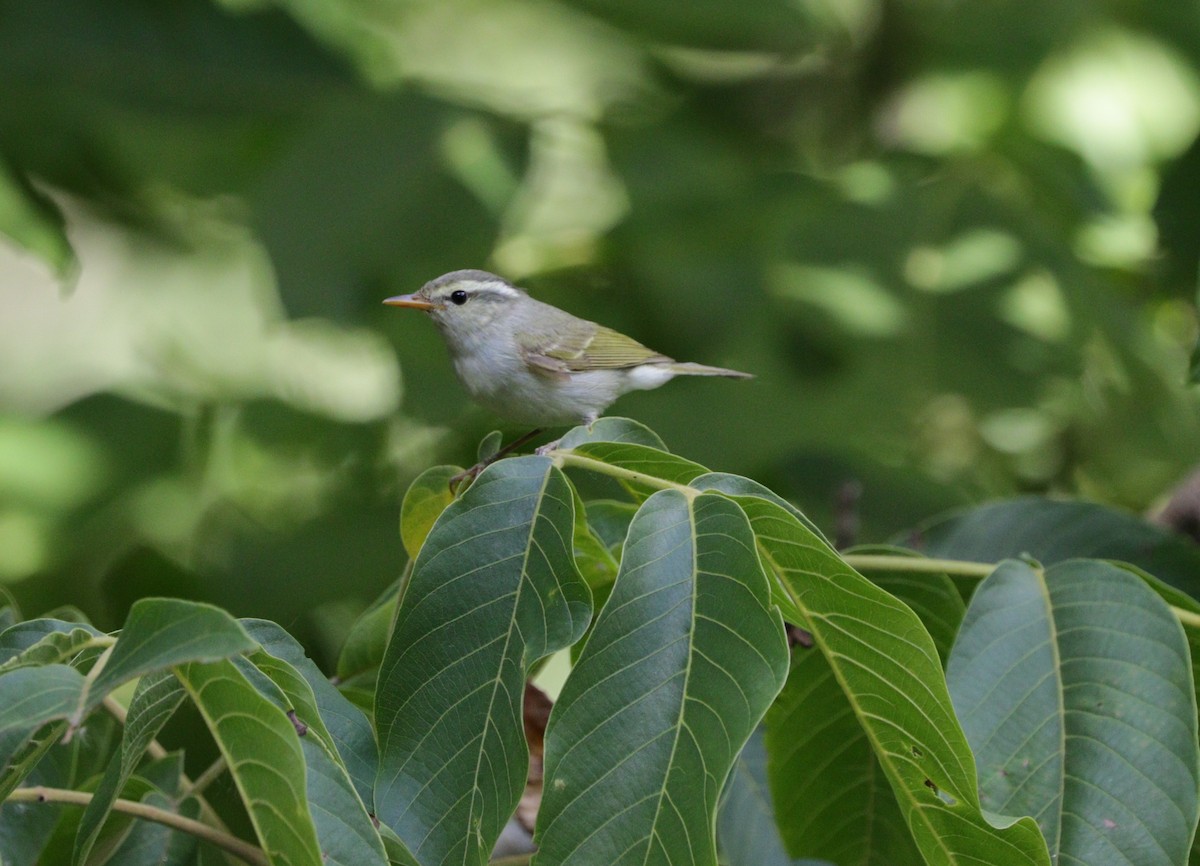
[947,559,1199,864]
[374,456,591,865]
[534,491,788,865]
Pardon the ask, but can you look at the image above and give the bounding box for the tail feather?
[667,362,753,379]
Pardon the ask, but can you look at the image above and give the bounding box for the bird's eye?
[449,290,468,305]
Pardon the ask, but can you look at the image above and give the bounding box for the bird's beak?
[383,293,438,311]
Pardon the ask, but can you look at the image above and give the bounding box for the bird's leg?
[449,428,545,492]
[534,412,596,456]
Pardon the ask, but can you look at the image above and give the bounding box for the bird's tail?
[668,362,754,379]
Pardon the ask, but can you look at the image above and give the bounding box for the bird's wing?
[520,321,672,373]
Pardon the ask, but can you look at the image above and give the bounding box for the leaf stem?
[6,786,268,865]
[840,554,995,578]
[550,451,696,496]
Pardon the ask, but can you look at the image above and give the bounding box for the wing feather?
[519,321,672,372]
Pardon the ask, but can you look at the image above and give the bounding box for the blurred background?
[2,0,1199,664]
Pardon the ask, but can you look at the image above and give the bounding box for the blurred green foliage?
[2,0,1199,656]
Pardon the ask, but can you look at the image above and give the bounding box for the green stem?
[6,786,267,866]
[551,451,695,496]
[841,554,995,579]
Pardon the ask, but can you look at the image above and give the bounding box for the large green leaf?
[175,657,324,866]
[92,599,257,703]
[72,670,187,866]
[697,484,1052,866]
[373,456,591,866]
[534,490,788,865]
[947,559,1199,865]
[908,497,1200,598]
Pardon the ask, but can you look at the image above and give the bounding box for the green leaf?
[0,618,105,674]
[846,545,966,663]
[476,430,504,462]
[299,735,389,866]
[400,466,461,558]
[73,671,187,866]
[336,578,400,685]
[374,456,591,866]
[718,728,830,866]
[91,599,257,704]
[909,497,1200,599]
[175,657,324,866]
[238,631,387,866]
[0,664,85,770]
[583,499,639,550]
[947,559,1199,865]
[0,720,68,802]
[243,619,378,805]
[557,416,668,450]
[766,646,922,864]
[710,490,1053,866]
[534,490,789,865]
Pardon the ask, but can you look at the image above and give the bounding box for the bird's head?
[384,270,525,347]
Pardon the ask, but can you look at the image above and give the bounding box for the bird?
[385,269,751,478]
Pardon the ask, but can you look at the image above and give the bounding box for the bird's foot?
[534,437,562,457]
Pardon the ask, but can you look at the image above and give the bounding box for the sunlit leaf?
[175,657,324,866]
[947,559,1199,865]
[400,465,461,558]
[534,490,788,865]
[374,456,591,865]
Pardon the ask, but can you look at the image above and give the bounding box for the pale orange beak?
[383,293,437,311]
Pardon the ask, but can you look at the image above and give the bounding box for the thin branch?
[6,786,267,866]
[184,755,229,798]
